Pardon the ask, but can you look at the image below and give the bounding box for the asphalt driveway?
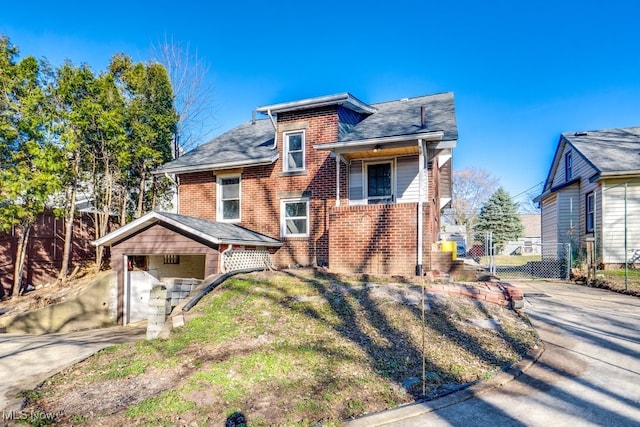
[349,280,640,426]
[0,324,145,412]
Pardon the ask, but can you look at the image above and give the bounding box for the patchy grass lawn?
[590,269,640,296]
[25,269,537,426]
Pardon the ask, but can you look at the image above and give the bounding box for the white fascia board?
[314,131,445,152]
[256,93,376,115]
[92,211,165,247]
[152,153,278,175]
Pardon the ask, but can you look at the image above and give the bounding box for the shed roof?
[93,211,281,248]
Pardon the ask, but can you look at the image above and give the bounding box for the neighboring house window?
[281,199,309,237]
[284,131,305,171]
[217,174,241,222]
[565,151,573,181]
[366,161,393,204]
[586,192,594,233]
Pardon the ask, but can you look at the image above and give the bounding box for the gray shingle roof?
[155,119,276,174]
[563,127,640,174]
[93,211,281,247]
[155,92,457,174]
[341,92,457,142]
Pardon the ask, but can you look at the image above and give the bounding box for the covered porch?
[315,131,455,276]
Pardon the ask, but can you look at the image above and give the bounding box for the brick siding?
[177,105,448,276]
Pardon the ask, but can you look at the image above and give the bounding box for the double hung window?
[281,199,309,237]
[284,131,305,171]
[586,192,594,233]
[218,174,241,222]
[565,152,573,181]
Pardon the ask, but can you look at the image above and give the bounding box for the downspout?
[266,109,278,149]
[417,138,425,276]
[336,153,341,206]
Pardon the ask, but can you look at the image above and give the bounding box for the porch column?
[336,153,341,206]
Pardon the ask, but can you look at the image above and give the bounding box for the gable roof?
[562,127,640,178]
[155,91,457,174]
[93,211,282,248]
[539,126,640,199]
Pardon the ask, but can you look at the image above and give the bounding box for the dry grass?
[24,268,537,426]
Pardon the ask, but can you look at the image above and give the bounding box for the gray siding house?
[536,127,640,267]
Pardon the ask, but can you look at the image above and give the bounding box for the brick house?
[95,92,458,323]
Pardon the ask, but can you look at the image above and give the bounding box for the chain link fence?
[480,242,571,280]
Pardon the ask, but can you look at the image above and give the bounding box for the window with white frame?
[217,174,241,222]
[565,151,573,181]
[281,199,309,237]
[365,160,393,204]
[586,191,594,233]
[284,131,305,171]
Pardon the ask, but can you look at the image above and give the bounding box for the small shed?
[94,211,281,324]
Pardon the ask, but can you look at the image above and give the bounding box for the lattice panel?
[222,249,276,272]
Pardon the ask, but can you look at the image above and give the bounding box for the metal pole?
[624,183,628,291]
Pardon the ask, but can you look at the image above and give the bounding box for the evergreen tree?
[0,36,65,297]
[473,187,525,250]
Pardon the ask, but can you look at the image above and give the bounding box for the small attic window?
[565,151,573,181]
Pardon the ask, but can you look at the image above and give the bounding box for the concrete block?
[181,284,194,292]
[172,314,185,328]
[148,298,168,308]
[148,314,166,324]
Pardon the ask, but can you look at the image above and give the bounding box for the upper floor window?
[366,161,394,204]
[565,151,573,181]
[586,191,594,233]
[217,174,241,222]
[284,131,305,171]
[281,199,309,237]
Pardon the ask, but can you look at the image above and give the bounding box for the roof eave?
[93,212,282,248]
[590,170,640,183]
[256,93,377,115]
[314,131,447,152]
[152,153,278,175]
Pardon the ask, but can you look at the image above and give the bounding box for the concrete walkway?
[0,324,145,412]
[348,281,640,426]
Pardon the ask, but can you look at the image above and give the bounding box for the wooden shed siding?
[111,224,220,276]
[601,180,640,264]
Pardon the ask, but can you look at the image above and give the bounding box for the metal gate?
[482,242,571,280]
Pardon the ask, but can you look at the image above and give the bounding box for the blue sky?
[2,0,639,205]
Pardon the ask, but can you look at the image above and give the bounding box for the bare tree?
[150,35,217,158]
[452,167,500,239]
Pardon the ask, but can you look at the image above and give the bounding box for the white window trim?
[363,158,396,204]
[565,151,573,181]
[283,130,306,172]
[281,198,310,238]
[217,173,241,223]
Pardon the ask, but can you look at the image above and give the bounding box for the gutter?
[313,131,445,151]
[151,153,279,176]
